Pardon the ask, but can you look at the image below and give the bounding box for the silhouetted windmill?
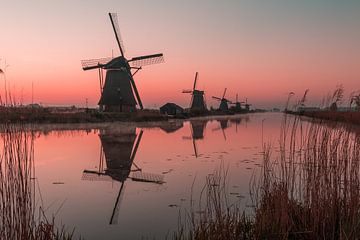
[81,13,164,112]
[212,88,232,111]
[82,128,164,224]
[244,98,252,112]
[182,72,207,112]
[231,94,245,112]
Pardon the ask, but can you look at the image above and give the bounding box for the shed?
[160,103,184,115]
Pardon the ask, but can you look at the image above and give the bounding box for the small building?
[160,103,184,116]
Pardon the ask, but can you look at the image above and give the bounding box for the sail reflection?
[82,127,164,225]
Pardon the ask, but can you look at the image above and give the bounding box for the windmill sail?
[130,171,164,183]
[109,13,126,56]
[193,72,198,91]
[81,57,113,70]
[110,182,126,225]
[129,54,164,67]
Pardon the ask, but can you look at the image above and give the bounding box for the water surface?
[32,113,282,239]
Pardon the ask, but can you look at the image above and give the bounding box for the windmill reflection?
[229,115,250,132]
[213,119,230,140]
[183,120,208,157]
[82,127,164,225]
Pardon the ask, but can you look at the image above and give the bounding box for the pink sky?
[1,0,359,109]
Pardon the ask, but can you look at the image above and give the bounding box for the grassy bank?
[174,114,360,239]
[0,124,75,240]
[294,110,360,126]
[0,107,168,124]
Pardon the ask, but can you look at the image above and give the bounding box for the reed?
[0,124,75,240]
[252,115,360,239]
[173,164,253,240]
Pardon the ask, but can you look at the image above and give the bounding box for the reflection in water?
[27,113,289,239]
[82,127,164,225]
[213,119,230,140]
[158,121,184,133]
[183,120,208,157]
[230,115,250,132]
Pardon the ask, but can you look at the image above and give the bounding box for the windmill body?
[191,90,206,110]
[212,88,231,111]
[231,94,245,112]
[99,69,137,112]
[219,99,229,111]
[245,98,252,112]
[100,128,137,181]
[81,13,164,112]
[183,72,207,112]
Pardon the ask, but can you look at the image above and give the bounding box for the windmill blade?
[128,74,144,109]
[192,139,198,158]
[129,54,164,67]
[212,96,221,101]
[109,13,125,57]
[193,72,198,91]
[182,90,192,93]
[82,170,113,182]
[109,182,125,225]
[221,128,227,141]
[130,129,144,162]
[81,57,113,70]
[130,171,164,184]
[222,88,227,99]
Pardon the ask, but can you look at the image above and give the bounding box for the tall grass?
[252,115,360,239]
[173,165,253,240]
[174,115,360,239]
[0,124,75,240]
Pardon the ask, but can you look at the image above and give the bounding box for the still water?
[32,113,282,239]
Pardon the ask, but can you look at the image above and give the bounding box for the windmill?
[82,128,164,224]
[350,92,360,111]
[182,72,207,112]
[182,120,208,158]
[81,13,164,112]
[244,98,252,112]
[231,94,245,112]
[212,88,232,111]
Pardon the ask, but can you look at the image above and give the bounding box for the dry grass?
[0,124,75,240]
[252,115,360,239]
[173,166,253,240]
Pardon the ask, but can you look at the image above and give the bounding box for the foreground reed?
[0,124,75,240]
[174,115,360,239]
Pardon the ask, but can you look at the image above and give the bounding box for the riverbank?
[0,107,168,123]
[0,106,257,124]
[289,110,360,126]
